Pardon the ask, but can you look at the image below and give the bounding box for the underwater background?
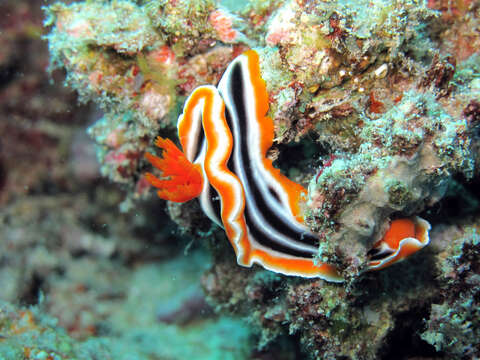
[0,0,479,359]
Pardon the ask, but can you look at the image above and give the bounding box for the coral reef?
[0,1,268,359]
[2,0,472,358]
[43,0,480,275]
[44,0,249,210]
[421,223,480,358]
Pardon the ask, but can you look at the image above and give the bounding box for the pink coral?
[149,45,176,66]
[105,128,125,148]
[61,18,93,39]
[140,89,170,120]
[209,10,237,43]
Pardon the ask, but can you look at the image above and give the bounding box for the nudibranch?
[367,216,431,271]
[145,49,431,282]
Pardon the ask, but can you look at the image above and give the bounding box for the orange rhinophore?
[145,137,203,203]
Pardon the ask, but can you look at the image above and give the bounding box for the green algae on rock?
[421,224,480,359]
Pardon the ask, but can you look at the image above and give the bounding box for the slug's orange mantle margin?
[145,50,431,282]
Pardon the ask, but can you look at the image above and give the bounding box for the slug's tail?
[145,137,203,203]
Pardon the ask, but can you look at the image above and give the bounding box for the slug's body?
[145,50,430,282]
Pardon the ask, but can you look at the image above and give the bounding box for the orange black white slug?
[145,50,431,282]
[367,216,431,271]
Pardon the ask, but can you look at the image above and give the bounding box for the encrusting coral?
[43,0,480,358]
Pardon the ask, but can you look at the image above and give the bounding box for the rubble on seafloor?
[0,0,478,359]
